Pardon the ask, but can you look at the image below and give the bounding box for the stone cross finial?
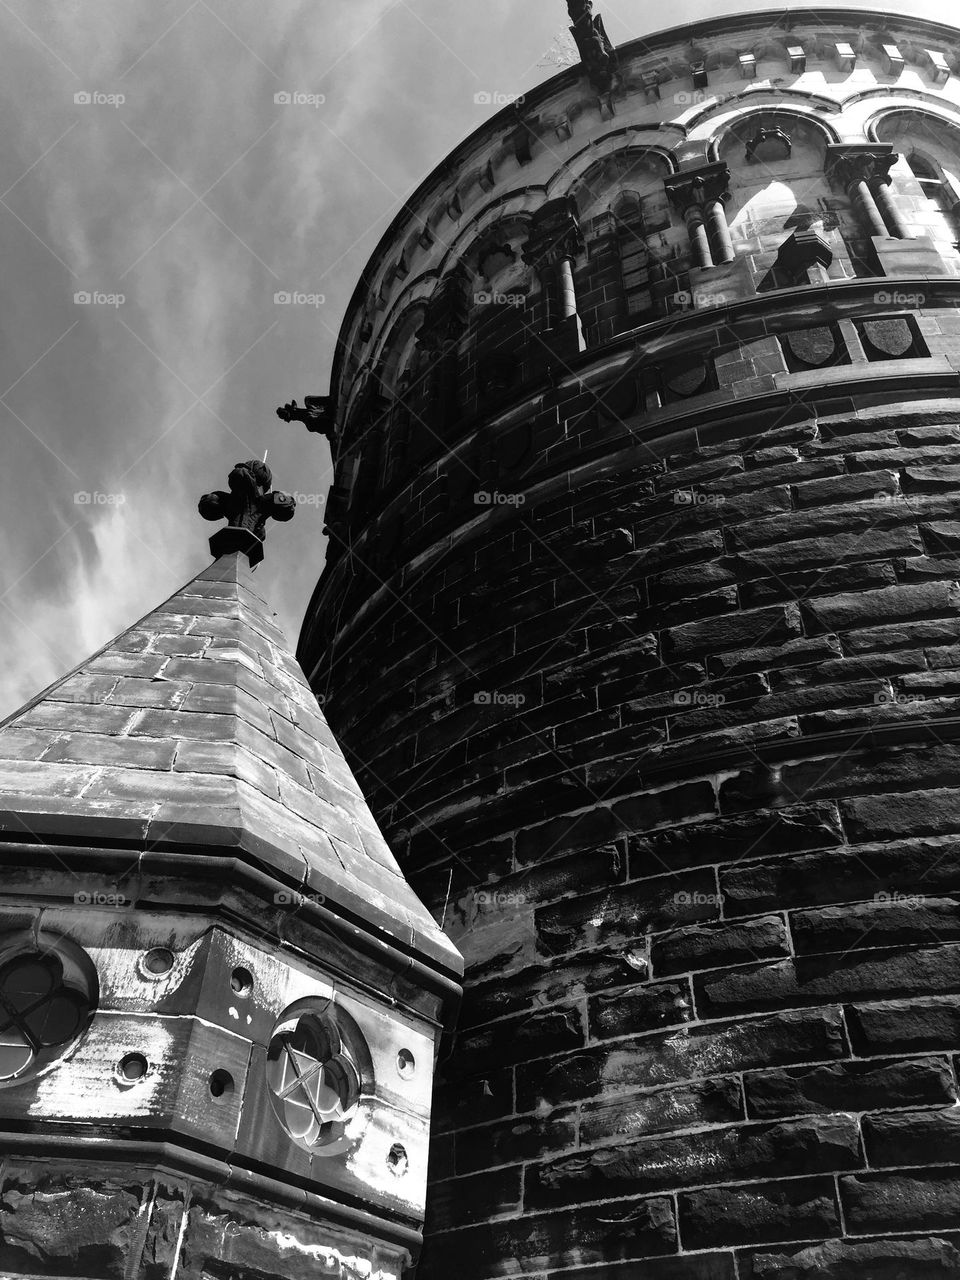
[198,459,296,567]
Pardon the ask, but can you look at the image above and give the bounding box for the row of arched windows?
[318,118,960,546]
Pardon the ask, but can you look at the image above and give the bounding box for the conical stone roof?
[0,550,460,975]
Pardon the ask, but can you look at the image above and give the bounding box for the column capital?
[416,270,470,353]
[663,162,731,213]
[522,196,584,270]
[825,143,898,189]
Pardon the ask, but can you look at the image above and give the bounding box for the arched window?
[907,152,952,215]
[613,194,654,318]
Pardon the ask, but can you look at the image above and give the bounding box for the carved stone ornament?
[825,143,898,190]
[266,1001,366,1157]
[745,126,792,165]
[276,395,337,443]
[663,162,731,213]
[522,196,585,270]
[566,0,620,93]
[198,459,296,567]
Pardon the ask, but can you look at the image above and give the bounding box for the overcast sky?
[0,0,947,719]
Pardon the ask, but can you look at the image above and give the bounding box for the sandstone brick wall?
[307,385,960,1278]
[299,10,960,1277]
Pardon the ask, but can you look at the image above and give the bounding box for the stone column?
[852,178,889,238]
[556,255,578,319]
[704,197,735,264]
[522,195,586,357]
[827,143,908,240]
[664,162,733,273]
[873,179,910,239]
[684,205,713,269]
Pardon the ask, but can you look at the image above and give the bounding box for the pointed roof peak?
[0,543,460,978]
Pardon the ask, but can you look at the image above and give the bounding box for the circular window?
[266,1001,368,1156]
[0,941,97,1084]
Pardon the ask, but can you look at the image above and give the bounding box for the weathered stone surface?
[536,867,721,953]
[841,789,960,840]
[847,996,960,1054]
[420,1196,678,1280]
[652,916,789,975]
[589,979,693,1038]
[581,1078,743,1145]
[744,1057,956,1118]
[629,803,843,875]
[0,1173,140,1278]
[678,1176,839,1249]
[791,898,960,954]
[841,1169,960,1232]
[455,1112,577,1175]
[665,606,802,658]
[748,1236,960,1278]
[526,1116,861,1207]
[515,1007,846,1107]
[452,1005,585,1074]
[696,948,960,1018]
[803,581,960,634]
[862,1106,960,1167]
[720,838,960,916]
[793,469,899,508]
[426,1166,522,1231]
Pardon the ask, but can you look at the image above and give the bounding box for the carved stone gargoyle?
[566,0,620,93]
[276,395,337,445]
[198,459,295,567]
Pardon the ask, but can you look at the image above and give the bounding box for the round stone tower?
[299,7,960,1276]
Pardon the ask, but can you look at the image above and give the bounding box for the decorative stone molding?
[745,126,792,164]
[825,143,899,190]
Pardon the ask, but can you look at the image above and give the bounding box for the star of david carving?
[266,1009,361,1151]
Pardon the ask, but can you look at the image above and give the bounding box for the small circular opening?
[118,1053,148,1082]
[397,1047,416,1079]
[230,967,253,996]
[141,948,174,976]
[209,1069,234,1098]
[387,1143,408,1177]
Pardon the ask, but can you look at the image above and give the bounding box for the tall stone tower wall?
[301,9,960,1277]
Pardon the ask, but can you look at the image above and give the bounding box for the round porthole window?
[0,935,97,1085]
[266,1000,369,1157]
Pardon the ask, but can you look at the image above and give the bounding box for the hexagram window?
[266,1002,365,1156]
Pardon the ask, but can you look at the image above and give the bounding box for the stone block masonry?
[311,387,960,1278]
[299,6,960,1276]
